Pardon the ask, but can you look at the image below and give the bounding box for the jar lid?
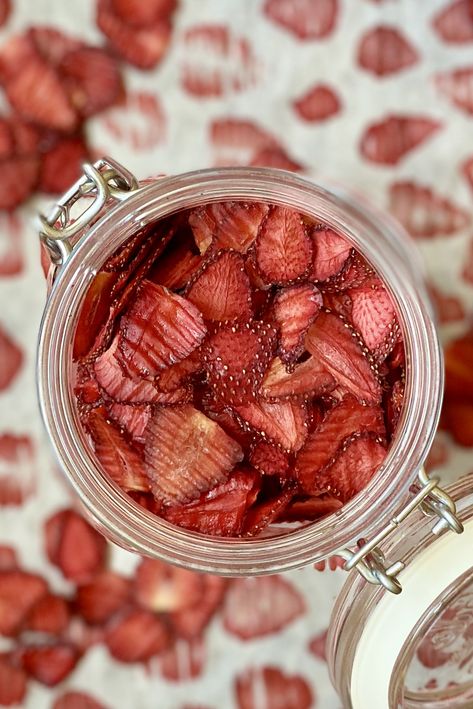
[327,474,473,708]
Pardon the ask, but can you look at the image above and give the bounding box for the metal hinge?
[38,157,140,268]
[339,468,464,595]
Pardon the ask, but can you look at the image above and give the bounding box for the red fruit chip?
[134,558,203,612]
[0,654,27,707]
[293,83,341,122]
[282,494,343,521]
[235,399,308,452]
[105,402,151,444]
[350,279,398,357]
[272,283,322,362]
[157,636,205,682]
[255,206,312,284]
[155,350,202,392]
[59,47,122,119]
[44,509,107,583]
[0,433,36,507]
[442,400,473,447]
[53,691,107,709]
[295,395,385,494]
[389,181,470,238]
[117,280,207,378]
[360,115,441,165]
[432,0,473,44]
[243,486,294,535]
[39,134,89,194]
[25,594,70,636]
[186,250,253,323]
[209,118,280,167]
[75,571,130,625]
[188,201,269,255]
[0,570,47,636]
[144,405,243,505]
[73,271,119,360]
[260,356,335,400]
[249,439,290,476]
[21,644,79,686]
[164,467,261,537]
[310,227,352,281]
[357,26,419,77]
[264,0,338,40]
[223,576,305,640]
[86,410,150,492]
[0,155,39,210]
[171,575,227,639]
[305,311,382,403]
[150,226,202,289]
[105,608,170,663]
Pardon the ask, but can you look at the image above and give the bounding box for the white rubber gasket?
[351,519,473,708]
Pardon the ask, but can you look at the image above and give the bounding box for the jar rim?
[37,166,443,575]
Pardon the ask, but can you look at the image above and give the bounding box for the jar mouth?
[37,167,443,575]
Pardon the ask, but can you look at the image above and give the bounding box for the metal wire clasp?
[339,468,464,595]
[38,157,140,267]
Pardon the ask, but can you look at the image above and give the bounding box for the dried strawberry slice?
[322,252,373,292]
[313,433,386,501]
[442,400,473,447]
[235,399,308,452]
[322,290,352,318]
[75,571,130,625]
[189,201,269,255]
[171,575,227,639]
[86,410,150,493]
[150,224,202,290]
[255,206,313,284]
[385,379,405,437]
[156,636,205,682]
[105,402,151,444]
[272,283,322,362]
[0,570,48,636]
[350,278,399,358]
[21,643,79,686]
[295,395,385,494]
[243,486,294,535]
[155,349,202,392]
[310,227,352,282]
[186,250,253,323]
[281,495,343,521]
[134,558,204,612]
[144,405,243,505]
[0,154,39,210]
[444,328,473,400]
[105,608,170,662]
[74,271,119,360]
[39,133,89,195]
[0,653,27,707]
[111,0,177,27]
[305,310,382,403]
[25,594,70,636]
[204,321,277,405]
[53,691,106,709]
[117,280,207,378]
[59,47,122,119]
[249,439,290,476]
[260,356,336,400]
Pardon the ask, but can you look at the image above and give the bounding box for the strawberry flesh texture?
[249,439,290,477]
[272,283,322,362]
[235,399,308,452]
[310,227,352,282]
[243,486,294,535]
[260,355,336,400]
[105,402,151,444]
[255,206,313,284]
[73,272,119,360]
[189,201,269,255]
[350,278,398,358]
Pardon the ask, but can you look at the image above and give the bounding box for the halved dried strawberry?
[117,280,207,378]
[186,250,252,323]
[223,576,305,640]
[313,433,386,501]
[86,410,150,492]
[281,494,343,521]
[21,644,79,686]
[350,278,399,358]
[189,201,269,255]
[272,284,322,362]
[260,356,335,400]
[134,558,203,612]
[164,467,261,536]
[25,594,70,636]
[204,321,277,405]
[59,47,122,119]
[0,570,47,636]
[75,571,130,625]
[45,509,107,584]
[243,486,294,535]
[144,405,243,505]
[39,133,89,195]
[235,399,308,452]
[157,636,205,682]
[105,609,170,663]
[305,311,382,403]
[171,575,227,639]
[295,395,385,494]
[310,227,352,282]
[105,402,151,444]
[255,206,312,284]
[0,653,27,707]
[73,271,119,360]
[249,439,290,476]
[53,691,107,709]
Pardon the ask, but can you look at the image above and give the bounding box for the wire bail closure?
[340,468,464,594]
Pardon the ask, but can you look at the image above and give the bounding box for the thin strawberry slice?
[39,133,89,195]
[260,356,336,400]
[272,284,322,362]
[204,321,277,405]
[264,0,338,40]
[432,0,473,44]
[59,47,122,119]
[144,405,243,505]
[156,636,205,682]
[117,280,207,378]
[73,271,119,360]
[105,402,151,444]
[53,691,107,709]
[310,227,352,282]
[293,83,341,122]
[235,399,308,452]
[313,433,386,501]
[295,395,385,494]
[0,155,39,210]
[134,558,204,612]
[150,227,202,290]
[163,468,261,537]
[357,26,419,77]
[86,410,150,493]
[0,325,23,391]
[0,653,27,707]
[350,279,398,356]
[389,181,470,238]
[255,206,312,284]
[0,570,47,636]
[236,666,313,709]
[111,0,177,27]
[186,250,252,323]
[105,608,170,663]
[223,576,305,640]
[25,594,70,636]
[75,571,130,625]
[322,290,353,318]
[243,486,294,535]
[171,575,227,639]
[21,644,79,686]
[249,439,290,476]
[188,201,269,255]
[0,545,17,571]
[444,329,473,400]
[281,495,343,521]
[199,391,254,449]
[442,400,473,447]
[155,349,202,392]
[45,509,107,584]
[323,252,373,292]
[360,115,441,165]
[305,311,382,403]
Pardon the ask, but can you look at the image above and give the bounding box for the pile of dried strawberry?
[72,201,405,538]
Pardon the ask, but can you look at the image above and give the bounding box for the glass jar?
[37,159,448,580]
